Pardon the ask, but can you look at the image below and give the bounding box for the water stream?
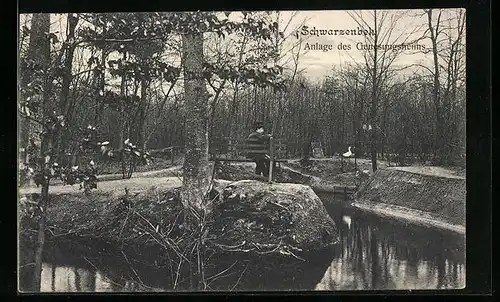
[20,194,465,292]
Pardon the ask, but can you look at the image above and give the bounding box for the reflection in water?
[38,261,162,292]
[342,215,352,229]
[315,202,465,290]
[40,263,113,292]
[95,271,115,292]
[33,199,465,292]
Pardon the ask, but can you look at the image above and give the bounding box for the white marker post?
[268,136,274,183]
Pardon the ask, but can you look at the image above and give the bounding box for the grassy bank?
[354,168,466,226]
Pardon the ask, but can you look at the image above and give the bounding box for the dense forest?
[19,10,465,175]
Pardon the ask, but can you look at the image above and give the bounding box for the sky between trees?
[19,9,466,82]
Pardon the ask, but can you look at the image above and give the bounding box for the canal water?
[21,194,466,292]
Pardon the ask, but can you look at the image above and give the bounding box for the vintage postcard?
[18,9,466,292]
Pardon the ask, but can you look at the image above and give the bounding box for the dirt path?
[387,166,465,179]
[19,176,184,196]
[18,161,463,198]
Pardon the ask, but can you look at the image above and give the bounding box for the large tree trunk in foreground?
[27,13,51,292]
[180,32,211,214]
[20,13,54,174]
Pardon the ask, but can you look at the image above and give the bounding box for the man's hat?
[254,121,264,129]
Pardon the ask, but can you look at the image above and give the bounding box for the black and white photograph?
[18,9,466,292]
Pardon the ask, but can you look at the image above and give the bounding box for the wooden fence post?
[268,136,274,183]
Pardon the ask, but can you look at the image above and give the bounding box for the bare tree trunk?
[227,83,239,141]
[253,86,258,122]
[348,10,411,170]
[58,14,79,165]
[227,34,248,141]
[106,51,127,151]
[302,88,317,163]
[138,78,149,149]
[207,78,227,153]
[369,11,379,172]
[59,14,79,115]
[427,9,443,164]
[119,52,127,151]
[94,22,107,127]
[19,58,31,166]
[29,13,51,292]
[180,32,211,214]
[20,13,54,173]
[32,180,49,291]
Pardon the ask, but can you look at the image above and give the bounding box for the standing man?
[246,121,272,177]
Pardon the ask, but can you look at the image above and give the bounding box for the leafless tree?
[347,10,425,171]
[423,9,466,163]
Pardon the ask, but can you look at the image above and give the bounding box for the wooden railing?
[147,145,184,165]
[209,137,288,183]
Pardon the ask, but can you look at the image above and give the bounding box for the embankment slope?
[353,168,465,231]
